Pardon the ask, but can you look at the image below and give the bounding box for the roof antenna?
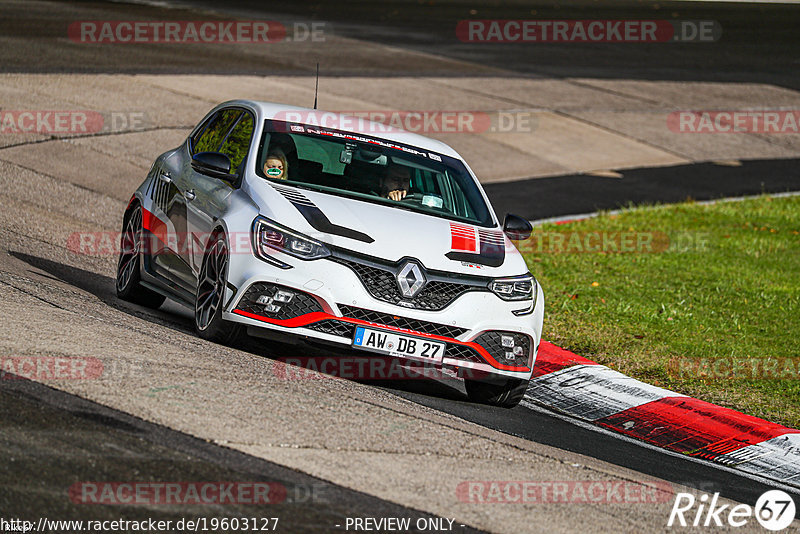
[313,62,319,110]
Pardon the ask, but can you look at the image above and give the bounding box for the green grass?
[522,194,800,428]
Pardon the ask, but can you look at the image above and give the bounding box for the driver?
[381,163,411,201]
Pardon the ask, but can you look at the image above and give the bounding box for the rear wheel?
[464,377,529,408]
[116,205,166,308]
[195,232,241,344]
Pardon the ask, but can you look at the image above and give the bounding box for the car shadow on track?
[10,251,197,334]
[10,251,474,406]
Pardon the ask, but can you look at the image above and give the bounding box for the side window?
[192,109,242,155]
[190,116,213,151]
[219,113,255,171]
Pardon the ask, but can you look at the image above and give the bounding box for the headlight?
[490,274,535,301]
[252,217,331,261]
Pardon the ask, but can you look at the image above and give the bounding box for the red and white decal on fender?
[449,223,506,253]
[450,223,478,253]
[447,223,506,267]
[477,228,505,247]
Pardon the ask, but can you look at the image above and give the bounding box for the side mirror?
[503,213,532,241]
[191,151,236,181]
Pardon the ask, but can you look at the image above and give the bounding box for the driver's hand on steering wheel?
[387,189,407,201]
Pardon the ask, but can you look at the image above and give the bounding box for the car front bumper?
[222,253,544,380]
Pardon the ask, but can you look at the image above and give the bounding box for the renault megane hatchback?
[116,100,544,407]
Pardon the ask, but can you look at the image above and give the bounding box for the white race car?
[116,100,544,407]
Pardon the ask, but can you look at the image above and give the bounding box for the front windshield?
[255,120,494,227]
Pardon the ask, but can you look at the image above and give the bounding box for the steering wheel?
[399,193,425,203]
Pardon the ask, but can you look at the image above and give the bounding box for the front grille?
[235,282,322,321]
[306,320,355,338]
[338,304,467,339]
[474,331,531,366]
[333,257,480,311]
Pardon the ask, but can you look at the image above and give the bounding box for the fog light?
[256,295,282,314]
[501,335,515,348]
[274,290,294,303]
[513,345,524,357]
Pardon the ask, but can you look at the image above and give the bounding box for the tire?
[116,205,166,309]
[464,377,529,408]
[194,231,241,344]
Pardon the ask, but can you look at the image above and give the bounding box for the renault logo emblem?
[396,261,426,298]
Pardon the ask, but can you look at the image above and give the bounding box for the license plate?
[352,326,445,362]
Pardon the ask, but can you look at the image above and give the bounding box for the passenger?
[263,148,288,180]
[381,164,411,201]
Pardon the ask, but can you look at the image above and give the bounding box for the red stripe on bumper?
[231,309,530,373]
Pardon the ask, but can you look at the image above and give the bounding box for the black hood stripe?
[273,185,374,244]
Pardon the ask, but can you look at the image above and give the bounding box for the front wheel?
[195,232,241,344]
[464,377,529,408]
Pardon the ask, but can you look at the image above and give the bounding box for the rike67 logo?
[668,490,796,531]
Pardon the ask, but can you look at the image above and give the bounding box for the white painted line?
[525,364,684,422]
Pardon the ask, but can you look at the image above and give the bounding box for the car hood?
[247,180,529,276]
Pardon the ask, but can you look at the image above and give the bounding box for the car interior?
[255,126,488,225]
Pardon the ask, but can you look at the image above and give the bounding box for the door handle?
[184,189,196,201]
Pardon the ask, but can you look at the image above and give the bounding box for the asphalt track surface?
[5,0,799,88]
[1,378,483,533]
[2,0,800,532]
[182,0,800,88]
